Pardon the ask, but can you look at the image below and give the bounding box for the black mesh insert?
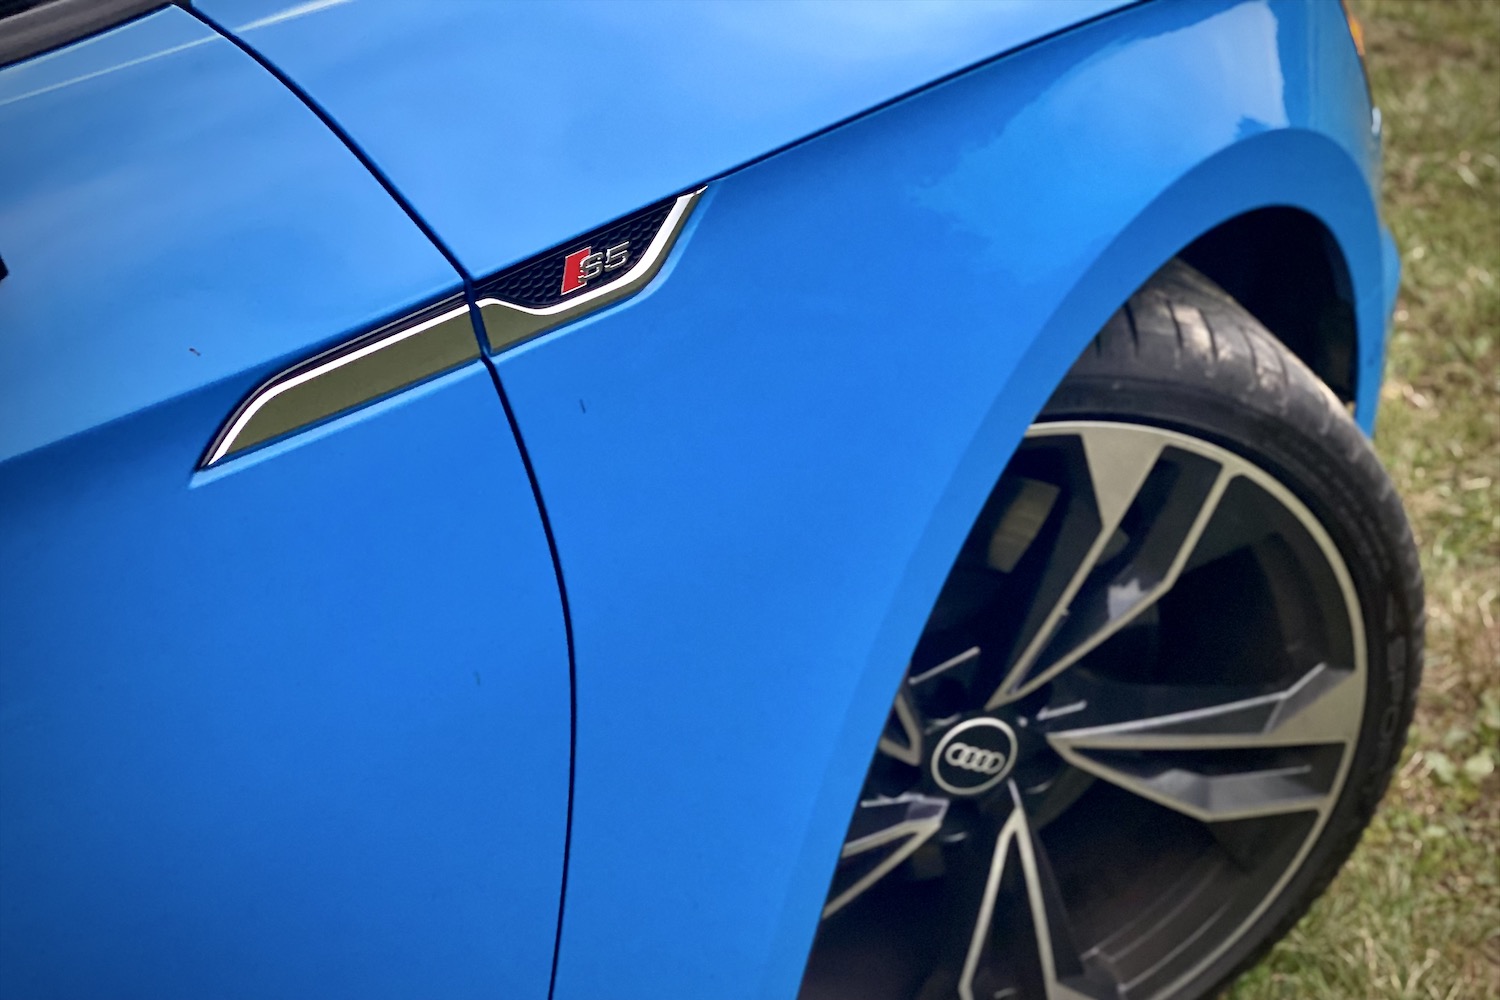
[479,198,677,308]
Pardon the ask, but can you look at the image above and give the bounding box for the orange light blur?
[1346,8,1367,57]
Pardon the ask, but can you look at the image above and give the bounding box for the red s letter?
[561,247,592,294]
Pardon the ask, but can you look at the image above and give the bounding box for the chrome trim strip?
[201,301,478,469]
[475,188,704,353]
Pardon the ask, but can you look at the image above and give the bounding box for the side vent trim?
[200,297,478,469]
[475,188,703,354]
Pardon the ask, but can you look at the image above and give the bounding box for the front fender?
[801,127,1387,990]
[486,2,1388,998]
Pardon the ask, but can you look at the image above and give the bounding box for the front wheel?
[799,261,1423,1000]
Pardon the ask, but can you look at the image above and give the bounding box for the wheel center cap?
[931,717,1018,796]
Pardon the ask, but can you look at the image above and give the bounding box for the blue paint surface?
[0,367,571,1000]
[197,0,1135,278]
[0,10,569,999]
[0,7,457,464]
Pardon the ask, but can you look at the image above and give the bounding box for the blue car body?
[0,2,1395,998]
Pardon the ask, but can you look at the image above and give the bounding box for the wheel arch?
[796,126,1393,986]
[1016,128,1388,442]
[865,126,1390,714]
[1181,205,1361,406]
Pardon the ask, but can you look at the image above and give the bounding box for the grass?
[1227,2,1500,998]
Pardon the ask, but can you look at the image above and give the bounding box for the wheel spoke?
[910,645,982,689]
[822,793,947,918]
[877,687,925,767]
[989,427,1228,707]
[960,785,1117,1000]
[1046,663,1362,821]
[957,799,1021,1000]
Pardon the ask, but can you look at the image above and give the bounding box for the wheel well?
[1179,208,1358,402]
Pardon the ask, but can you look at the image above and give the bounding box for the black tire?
[1040,259,1424,997]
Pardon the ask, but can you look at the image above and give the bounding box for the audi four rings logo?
[931,718,1018,795]
[560,240,631,295]
[943,741,1008,775]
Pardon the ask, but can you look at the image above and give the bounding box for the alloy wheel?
[800,420,1366,1000]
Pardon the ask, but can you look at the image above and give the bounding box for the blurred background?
[1228,1,1499,997]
